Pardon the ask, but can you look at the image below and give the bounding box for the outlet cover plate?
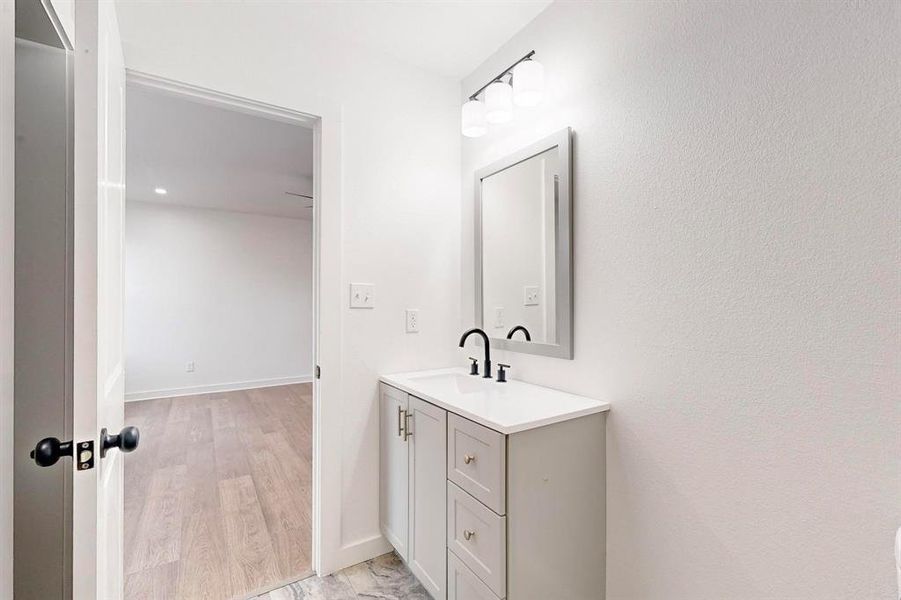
[405,309,420,333]
[523,286,540,306]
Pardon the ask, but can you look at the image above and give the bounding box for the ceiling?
[115,1,552,80]
[127,85,315,219]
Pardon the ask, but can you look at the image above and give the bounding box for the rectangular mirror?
[475,127,572,359]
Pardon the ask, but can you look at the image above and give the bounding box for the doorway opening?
[121,75,318,599]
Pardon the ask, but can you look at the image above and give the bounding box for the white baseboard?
[125,374,313,402]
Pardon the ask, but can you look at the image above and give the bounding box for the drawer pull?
[463,529,475,541]
[463,454,476,464]
[397,407,405,437]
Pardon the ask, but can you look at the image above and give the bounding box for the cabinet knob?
[463,454,475,464]
[463,529,475,541]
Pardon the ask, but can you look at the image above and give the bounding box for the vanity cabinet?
[380,377,608,600]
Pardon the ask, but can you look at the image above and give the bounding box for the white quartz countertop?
[379,367,610,435]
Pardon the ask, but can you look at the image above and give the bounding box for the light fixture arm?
[467,50,536,101]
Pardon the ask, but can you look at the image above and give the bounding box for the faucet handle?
[468,356,479,376]
[497,363,510,383]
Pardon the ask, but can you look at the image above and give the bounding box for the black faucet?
[459,328,491,379]
[506,325,531,341]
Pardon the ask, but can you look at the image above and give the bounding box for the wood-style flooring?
[124,384,313,600]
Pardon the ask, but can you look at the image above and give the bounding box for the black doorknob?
[30,437,73,467]
[100,426,140,458]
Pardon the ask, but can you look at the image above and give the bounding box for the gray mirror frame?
[474,127,573,359]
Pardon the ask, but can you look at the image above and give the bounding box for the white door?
[71,1,130,598]
[408,396,447,598]
[380,383,410,559]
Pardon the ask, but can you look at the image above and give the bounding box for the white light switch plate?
[494,306,504,328]
[350,283,375,308]
[523,286,540,306]
[405,309,420,333]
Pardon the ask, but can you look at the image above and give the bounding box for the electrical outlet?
[405,309,420,333]
[494,306,505,328]
[350,283,375,308]
[524,286,540,306]
[186,361,195,373]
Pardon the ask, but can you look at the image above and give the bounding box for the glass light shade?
[461,99,487,137]
[513,59,544,107]
[485,81,513,124]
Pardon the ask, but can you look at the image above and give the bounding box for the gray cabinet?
[381,381,606,600]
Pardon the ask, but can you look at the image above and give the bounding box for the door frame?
[119,68,342,578]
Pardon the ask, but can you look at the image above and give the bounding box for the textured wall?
[461,2,901,598]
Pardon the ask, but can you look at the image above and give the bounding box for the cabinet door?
[380,383,409,559]
[408,396,447,598]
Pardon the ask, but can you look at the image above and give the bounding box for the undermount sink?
[406,371,495,394]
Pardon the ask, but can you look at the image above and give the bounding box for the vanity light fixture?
[153,187,167,195]
[461,99,488,138]
[461,50,543,138]
[485,79,513,124]
[512,58,544,107]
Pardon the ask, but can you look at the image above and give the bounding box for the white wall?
[462,2,900,599]
[124,201,313,399]
[115,2,461,571]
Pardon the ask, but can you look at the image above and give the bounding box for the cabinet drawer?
[447,413,506,514]
[447,481,506,598]
[448,549,503,600]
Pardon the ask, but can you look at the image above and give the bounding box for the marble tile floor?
[256,552,431,600]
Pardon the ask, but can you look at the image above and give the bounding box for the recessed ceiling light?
[154,187,168,195]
